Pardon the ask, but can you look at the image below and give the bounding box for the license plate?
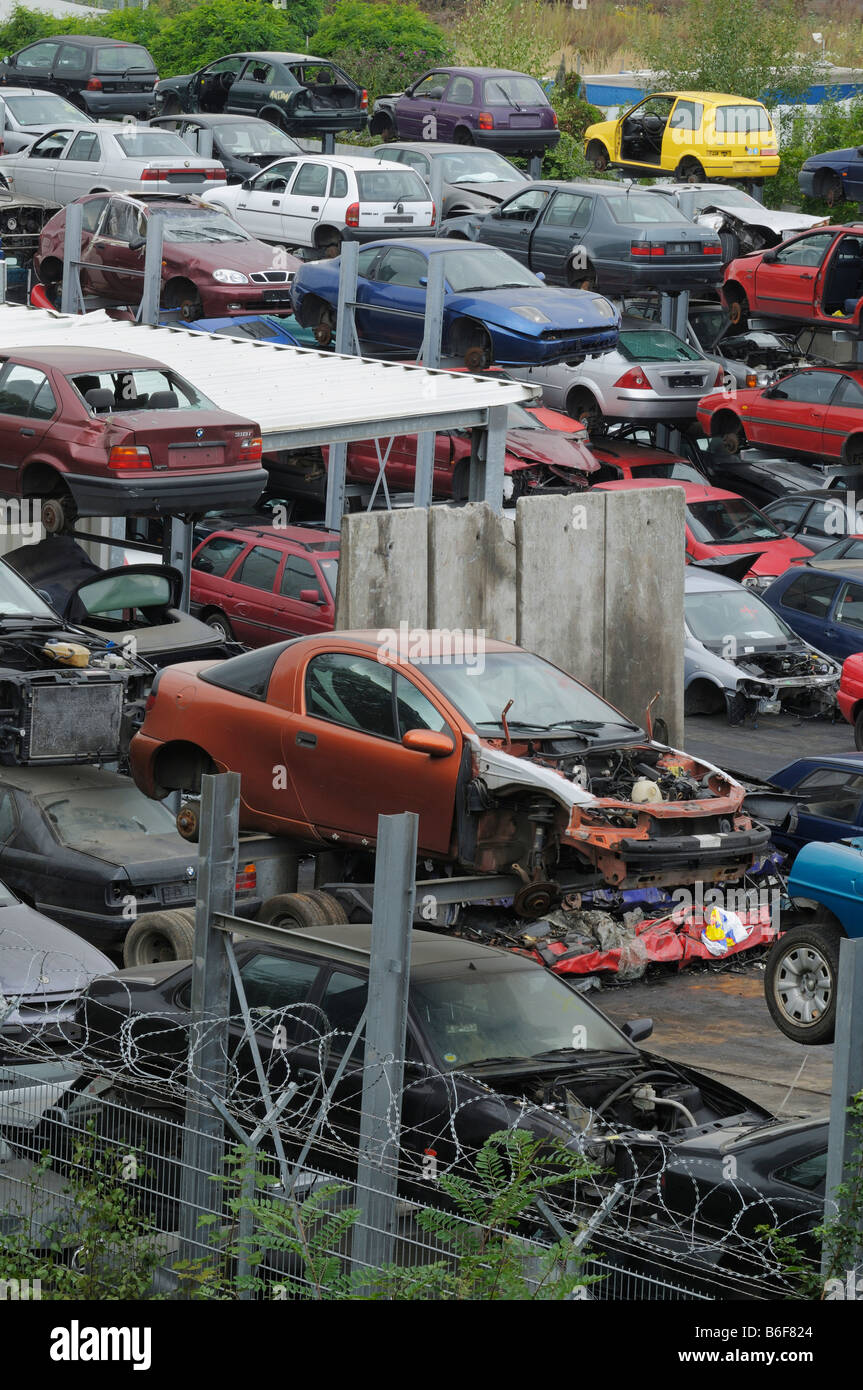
[668,374,705,389]
[665,243,693,254]
[261,287,293,299]
[383,215,414,223]
[169,445,224,467]
[509,114,540,127]
[162,883,192,903]
[166,172,202,183]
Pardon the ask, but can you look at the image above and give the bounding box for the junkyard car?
[369,141,529,219]
[0,346,266,532]
[722,225,863,329]
[763,754,863,861]
[761,490,863,553]
[798,146,863,206]
[447,182,723,293]
[507,318,723,429]
[0,36,158,120]
[35,193,298,319]
[696,366,863,466]
[130,632,771,905]
[149,112,302,183]
[583,91,779,182]
[683,568,839,720]
[838,651,863,746]
[0,123,227,203]
[0,88,95,154]
[646,182,825,262]
[762,559,863,661]
[4,536,235,668]
[154,51,368,138]
[0,559,151,767]
[369,67,559,156]
[291,239,621,368]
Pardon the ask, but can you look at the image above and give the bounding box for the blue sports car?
[290,238,620,369]
[178,314,306,346]
[798,147,863,205]
[762,755,863,862]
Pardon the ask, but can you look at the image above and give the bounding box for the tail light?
[108,445,152,470]
[478,112,494,130]
[239,435,263,462]
[614,368,650,389]
[745,372,757,387]
[235,862,257,894]
[552,111,559,127]
[345,202,360,227]
[86,77,102,91]
[630,242,666,257]
[715,367,726,387]
[431,200,436,223]
[360,88,368,110]
[703,243,723,255]
[760,146,778,156]
[208,168,227,181]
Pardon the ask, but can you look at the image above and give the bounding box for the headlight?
[213,268,249,284]
[592,297,615,318]
[512,305,550,323]
[742,574,772,594]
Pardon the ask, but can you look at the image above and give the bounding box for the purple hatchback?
[370,67,560,157]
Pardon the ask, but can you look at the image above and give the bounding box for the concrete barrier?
[335,506,428,629]
[428,503,515,641]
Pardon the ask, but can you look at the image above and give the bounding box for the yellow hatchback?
[584,92,779,182]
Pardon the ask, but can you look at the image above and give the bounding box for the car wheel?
[41,493,76,534]
[163,279,203,321]
[675,157,705,183]
[818,171,844,207]
[566,257,597,290]
[203,608,233,641]
[684,680,724,716]
[855,708,863,750]
[719,229,740,263]
[725,289,750,328]
[845,434,863,468]
[715,418,745,453]
[122,908,197,967]
[314,306,335,346]
[566,388,604,434]
[257,891,348,929]
[454,127,475,146]
[764,919,842,1045]
[376,114,397,142]
[585,140,609,172]
[176,799,200,842]
[315,228,343,259]
[449,318,492,370]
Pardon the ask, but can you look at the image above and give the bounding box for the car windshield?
[159,208,251,243]
[438,150,524,183]
[355,170,429,202]
[215,122,299,156]
[443,246,540,291]
[618,328,702,363]
[606,193,690,225]
[814,536,863,562]
[686,588,798,645]
[76,572,172,617]
[623,460,705,482]
[39,786,179,851]
[0,560,56,619]
[688,497,784,544]
[507,403,544,430]
[482,76,548,107]
[415,649,639,734]
[114,131,194,158]
[68,367,215,411]
[3,93,86,123]
[413,961,633,1070]
[690,187,756,210]
[95,45,155,75]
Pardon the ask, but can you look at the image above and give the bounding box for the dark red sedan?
[34,192,300,319]
[723,224,863,329]
[0,347,266,531]
[696,366,863,467]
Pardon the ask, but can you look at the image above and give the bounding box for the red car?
[190,525,338,645]
[34,192,300,319]
[838,652,863,747]
[0,347,265,532]
[696,366,863,467]
[587,435,709,484]
[329,404,600,502]
[723,224,863,329]
[594,477,813,587]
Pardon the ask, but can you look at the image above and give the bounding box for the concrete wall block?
[428,502,516,641]
[335,507,429,630]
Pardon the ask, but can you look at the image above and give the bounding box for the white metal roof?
[0,304,533,447]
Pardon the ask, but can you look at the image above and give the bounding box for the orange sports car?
[130,631,769,910]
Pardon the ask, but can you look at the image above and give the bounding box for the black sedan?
[443,182,724,294]
[149,113,302,184]
[761,489,863,554]
[154,51,367,138]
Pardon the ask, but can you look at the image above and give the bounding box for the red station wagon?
[697,366,863,468]
[190,525,339,645]
[0,347,266,531]
[723,224,863,329]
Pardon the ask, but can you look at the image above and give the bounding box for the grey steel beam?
[414,248,447,506]
[163,514,194,611]
[60,201,85,316]
[139,212,164,327]
[475,402,508,509]
[823,935,863,1280]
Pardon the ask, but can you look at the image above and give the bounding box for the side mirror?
[621,1017,653,1043]
[299,587,324,604]
[761,251,778,264]
[418,274,428,286]
[535,270,546,282]
[127,235,146,251]
[194,557,214,574]
[241,177,252,190]
[401,729,454,757]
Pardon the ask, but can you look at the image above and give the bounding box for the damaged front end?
[721,647,839,724]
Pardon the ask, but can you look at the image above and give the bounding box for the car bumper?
[837,688,858,724]
[490,325,619,367]
[601,390,708,420]
[600,260,724,293]
[198,283,295,316]
[62,467,269,518]
[702,157,780,178]
[286,113,368,135]
[82,91,157,118]
[472,129,560,154]
[618,826,772,875]
[342,225,437,242]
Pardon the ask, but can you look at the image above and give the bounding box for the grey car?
[684,568,839,721]
[369,141,529,219]
[0,88,94,154]
[506,317,722,429]
[646,183,826,263]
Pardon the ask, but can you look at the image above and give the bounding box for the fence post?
[350,812,418,1280]
[139,212,164,326]
[178,772,240,1273]
[60,202,85,315]
[822,936,863,1285]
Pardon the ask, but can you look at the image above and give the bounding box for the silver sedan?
[507,318,722,430]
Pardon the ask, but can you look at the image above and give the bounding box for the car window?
[28,130,71,160]
[253,160,296,192]
[305,651,397,737]
[713,104,770,136]
[482,76,547,106]
[241,61,277,86]
[95,45,154,74]
[319,969,367,1060]
[66,131,100,163]
[393,150,430,178]
[497,187,549,221]
[780,571,840,617]
[192,535,247,577]
[0,790,18,844]
[357,245,382,279]
[832,375,863,408]
[54,44,88,76]
[235,544,282,593]
[836,581,863,630]
[0,363,54,418]
[203,643,290,701]
[798,500,839,537]
[446,75,475,104]
[356,169,427,202]
[605,193,689,225]
[769,371,843,405]
[410,73,449,100]
[16,41,59,70]
[29,376,57,421]
[766,498,809,527]
[82,195,110,232]
[114,131,192,159]
[791,768,863,825]
[280,554,318,599]
[99,200,141,241]
[667,98,703,131]
[544,192,592,229]
[292,162,329,197]
[331,167,348,199]
[773,1151,827,1194]
[238,952,320,1015]
[618,328,701,363]
[376,246,427,288]
[394,673,448,737]
[772,233,835,267]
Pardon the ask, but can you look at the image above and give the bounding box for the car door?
[82,197,146,302]
[9,40,60,96]
[660,97,704,172]
[771,570,842,651]
[189,532,248,618]
[225,949,325,1105]
[0,361,58,496]
[9,127,71,199]
[478,186,550,264]
[53,127,105,204]
[764,496,812,541]
[279,159,331,246]
[232,159,297,240]
[227,58,277,117]
[831,579,863,659]
[194,55,247,114]
[355,243,428,353]
[822,373,863,461]
[752,232,836,319]
[787,766,863,846]
[265,550,332,639]
[438,73,476,141]
[224,542,284,646]
[287,651,460,852]
[51,42,89,105]
[751,370,844,455]
[65,194,110,295]
[395,71,450,140]
[529,190,595,283]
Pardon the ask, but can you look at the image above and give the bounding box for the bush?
[326,44,439,107]
[312,0,451,62]
[551,74,603,143]
[539,130,609,182]
[764,94,863,218]
[455,0,559,81]
[151,0,321,77]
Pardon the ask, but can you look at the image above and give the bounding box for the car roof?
[232,920,545,975]
[0,763,139,795]
[379,141,512,155]
[226,52,334,64]
[589,437,691,466]
[290,154,412,171]
[202,524,340,551]
[21,35,145,47]
[155,113,278,126]
[426,67,536,77]
[685,568,746,593]
[596,478,737,501]
[11,346,173,372]
[653,91,767,104]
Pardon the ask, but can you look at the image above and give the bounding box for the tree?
[640,0,817,105]
[455,0,560,81]
[312,1,451,63]
[151,0,322,78]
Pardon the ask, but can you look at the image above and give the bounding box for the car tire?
[764,919,842,1045]
[719,229,740,263]
[162,278,204,322]
[566,257,597,290]
[123,908,197,967]
[315,228,342,259]
[454,126,475,146]
[41,492,76,535]
[817,171,844,207]
[203,608,233,641]
[566,388,604,433]
[675,157,705,183]
[712,413,746,453]
[845,434,863,468]
[257,891,347,930]
[586,140,610,172]
[854,708,863,750]
[449,318,493,370]
[724,287,749,328]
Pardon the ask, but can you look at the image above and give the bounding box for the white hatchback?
[205,152,435,253]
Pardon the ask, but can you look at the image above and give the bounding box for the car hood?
[447,286,619,329]
[695,537,813,575]
[504,426,600,473]
[698,202,823,235]
[0,901,113,995]
[164,234,300,277]
[446,178,527,206]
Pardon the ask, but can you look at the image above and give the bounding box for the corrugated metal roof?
[0,306,533,448]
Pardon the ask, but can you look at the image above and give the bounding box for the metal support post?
[178,773,240,1272]
[350,812,418,1279]
[414,249,447,506]
[822,936,863,1282]
[323,241,360,529]
[527,153,544,180]
[322,132,335,155]
[428,155,444,232]
[60,202,85,315]
[654,290,679,449]
[162,514,193,611]
[138,212,164,326]
[0,258,7,305]
[471,402,508,509]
